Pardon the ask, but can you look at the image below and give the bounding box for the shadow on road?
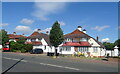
[2,58,24,74]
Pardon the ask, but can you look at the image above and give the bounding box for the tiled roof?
[8,34,26,39]
[64,29,104,48]
[64,29,91,38]
[28,32,50,45]
[25,41,42,45]
[30,32,40,36]
[62,42,91,46]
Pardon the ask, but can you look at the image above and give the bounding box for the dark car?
[30,49,43,54]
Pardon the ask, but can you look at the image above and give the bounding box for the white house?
[25,27,106,57]
[25,29,55,53]
[58,26,106,57]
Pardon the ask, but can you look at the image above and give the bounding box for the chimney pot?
[77,26,82,31]
[13,32,16,35]
[46,31,49,35]
[37,29,41,33]
[83,29,86,33]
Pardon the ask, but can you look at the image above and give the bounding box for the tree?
[17,37,26,44]
[0,29,9,46]
[50,21,64,57]
[114,39,120,50]
[103,42,115,50]
[114,39,120,47]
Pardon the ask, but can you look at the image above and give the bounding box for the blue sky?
[1,2,118,43]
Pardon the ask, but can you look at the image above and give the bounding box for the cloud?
[0,23,9,27]
[14,25,32,34]
[92,25,110,31]
[20,18,34,25]
[58,21,66,26]
[101,38,110,42]
[32,2,66,20]
[34,27,52,33]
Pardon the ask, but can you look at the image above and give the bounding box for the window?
[65,38,72,42]
[61,47,71,51]
[44,45,46,50]
[93,47,98,53]
[78,47,88,52]
[31,39,36,42]
[80,38,87,41]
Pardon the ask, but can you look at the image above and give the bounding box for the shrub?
[21,48,26,53]
[23,44,33,52]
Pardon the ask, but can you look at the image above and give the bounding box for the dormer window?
[80,38,87,41]
[65,38,72,42]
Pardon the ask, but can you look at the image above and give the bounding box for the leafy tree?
[114,39,120,47]
[103,42,115,50]
[0,29,9,46]
[114,39,120,50]
[50,21,64,57]
[17,37,26,44]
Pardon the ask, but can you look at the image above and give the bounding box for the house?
[58,26,106,57]
[25,29,55,53]
[8,32,26,42]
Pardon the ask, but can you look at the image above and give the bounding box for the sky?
[1,2,119,43]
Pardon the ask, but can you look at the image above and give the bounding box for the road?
[2,52,119,73]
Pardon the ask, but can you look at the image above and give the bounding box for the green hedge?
[10,41,33,53]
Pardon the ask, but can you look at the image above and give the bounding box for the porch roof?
[62,42,91,46]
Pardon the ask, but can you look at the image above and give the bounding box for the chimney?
[83,29,86,33]
[22,33,24,36]
[77,26,82,31]
[37,29,41,33]
[96,36,99,41]
[46,31,49,35]
[13,32,16,35]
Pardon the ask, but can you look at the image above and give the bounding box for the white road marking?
[12,59,19,61]
[64,67,80,71]
[21,60,28,62]
[3,57,12,60]
[3,57,27,63]
[39,62,80,71]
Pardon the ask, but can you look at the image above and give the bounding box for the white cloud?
[101,38,110,42]
[32,2,66,20]
[92,25,110,31]
[58,21,66,26]
[0,23,9,27]
[14,25,32,34]
[20,18,34,25]
[34,27,52,33]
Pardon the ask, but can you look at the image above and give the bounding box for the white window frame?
[93,47,98,53]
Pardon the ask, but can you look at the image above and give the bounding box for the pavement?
[2,52,119,73]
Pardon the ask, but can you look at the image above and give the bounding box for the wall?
[88,38,100,47]
[106,49,119,56]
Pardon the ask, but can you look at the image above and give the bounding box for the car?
[30,49,43,54]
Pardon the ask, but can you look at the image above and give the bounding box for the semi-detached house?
[25,26,106,57]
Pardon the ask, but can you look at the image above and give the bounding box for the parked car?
[30,48,43,54]
[2,47,10,52]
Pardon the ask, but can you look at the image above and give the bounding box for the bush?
[21,48,26,53]
[10,41,33,53]
[23,44,33,52]
[10,49,17,52]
